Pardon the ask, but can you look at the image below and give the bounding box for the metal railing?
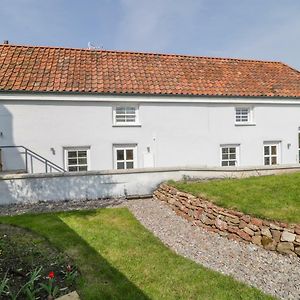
[0,145,66,173]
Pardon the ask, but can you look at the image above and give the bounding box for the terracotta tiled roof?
[0,44,300,98]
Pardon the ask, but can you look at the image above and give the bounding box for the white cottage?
[0,44,300,174]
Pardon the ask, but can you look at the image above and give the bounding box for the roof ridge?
[0,43,283,65]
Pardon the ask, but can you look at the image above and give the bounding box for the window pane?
[78,166,88,171]
[229,153,236,159]
[126,149,133,160]
[126,107,136,114]
[264,157,270,165]
[68,151,77,158]
[264,146,269,155]
[126,162,134,169]
[229,148,236,154]
[271,157,277,165]
[117,150,124,160]
[222,154,228,160]
[78,158,87,164]
[229,160,236,166]
[271,146,277,155]
[116,107,126,114]
[222,148,228,154]
[68,158,77,165]
[78,151,87,157]
[221,161,228,166]
[117,162,125,169]
[68,166,77,172]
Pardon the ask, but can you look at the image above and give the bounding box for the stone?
[261,227,272,239]
[271,230,281,243]
[239,220,248,229]
[56,291,80,300]
[200,214,215,226]
[294,226,300,235]
[226,216,240,224]
[295,247,300,256]
[215,218,228,231]
[277,242,294,255]
[262,237,277,251]
[247,223,259,231]
[251,218,263,227]
[206,213,216,220]
[241,215,251,223]
[243,227,255,236]
[252,235,262,246]
[237,229,252,241]
[270,223,282,231]
[228,226,239,234]
[228,233,241,242]
[261,236,273,247]
[281,231,296,242]
[295,235,300,243]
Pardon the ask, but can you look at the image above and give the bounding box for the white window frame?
[235,106,255,126]
[220,144,240,167]
[112,105,140,126]
[263,141,281,166]
[64,146,90,172]
[113,144,138,170]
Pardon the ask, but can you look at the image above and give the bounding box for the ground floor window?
[64,147,90,172]
[113,144,137,170]
[263,142,280,165]
[220,145,239,166]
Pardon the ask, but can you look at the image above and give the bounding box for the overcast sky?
[1,0,300,69]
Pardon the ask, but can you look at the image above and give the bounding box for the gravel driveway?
[122,198,300,300]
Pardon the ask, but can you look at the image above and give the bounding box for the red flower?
[48,271,55,279]
[66,265,72,272]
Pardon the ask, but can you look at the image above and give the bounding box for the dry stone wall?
[154,183,300,257]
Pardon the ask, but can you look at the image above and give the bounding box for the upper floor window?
[235,107,250,123]
[64,147,90,172]
[113,105,140,126]
[220,145,239,166]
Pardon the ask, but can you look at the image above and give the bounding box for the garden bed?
[0,224,78,299]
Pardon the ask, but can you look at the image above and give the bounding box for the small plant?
[40,271,59,300]
[0,272,10,297]
[64,265,78,286]
[10,266,42,300]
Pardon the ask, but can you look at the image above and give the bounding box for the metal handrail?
[0,145,66,173]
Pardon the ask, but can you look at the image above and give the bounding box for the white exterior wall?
[0,93,300,172]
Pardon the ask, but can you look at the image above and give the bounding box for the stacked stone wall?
[154,183,300,257]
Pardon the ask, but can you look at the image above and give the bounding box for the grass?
[171,172,300,223]
[0,208,273,300]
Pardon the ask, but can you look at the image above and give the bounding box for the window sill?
[235,122,256,127]
[112,124,141,127]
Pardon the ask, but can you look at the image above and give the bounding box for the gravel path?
[122,198,300,300]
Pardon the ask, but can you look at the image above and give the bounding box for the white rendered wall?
[0,94,300,172]
[0,165,299,205]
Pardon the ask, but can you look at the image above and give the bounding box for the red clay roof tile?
[0,44,300,98]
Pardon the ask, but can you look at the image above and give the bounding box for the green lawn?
[171,172,300,223]
[0,208,273,300]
